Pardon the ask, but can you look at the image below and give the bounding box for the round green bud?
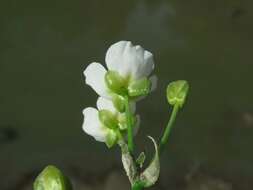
[166,80,189,108]
[33,165,72,190]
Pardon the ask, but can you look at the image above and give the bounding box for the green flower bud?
[105,130,118,148]
[166,80,189,108]
[105,71,127,95]
[33,165,72,190]
[136,152,146,168]
[98,110,118,129]
[128,78,151,97]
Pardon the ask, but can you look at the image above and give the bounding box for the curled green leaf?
[166,80,189,108]
[33,165,72,190]
[139,136,160,188]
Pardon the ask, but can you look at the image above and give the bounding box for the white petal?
[150,75,158,92]
[105,41,127,72]
[82,107,107,142]
[83,62,110,98]
[96,97,116,113]
[105,41,155,80]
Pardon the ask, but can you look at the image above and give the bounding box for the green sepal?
[136,152,146,168]
[98,109,118,129]
[112,94,125,112]
[105,130,118,148]
[128,78,151,97]
[118,114,137,131]
[105,71,127,95]
[166,80,189,108]
[33,165,72,190]
[132,181,145,190]
[118,113,128,130]
[139,136,160,188]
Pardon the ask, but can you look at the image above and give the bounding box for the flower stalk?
[132,182,144,190]
[159,104,180,154]
[125,96,134,154]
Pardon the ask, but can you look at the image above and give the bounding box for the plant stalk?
[159,104,180,154]
[132,182,144,190]
[125,96,134,154]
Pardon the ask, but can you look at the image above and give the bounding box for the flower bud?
[136,152,146,168]
[166,80,189,108]
[33,165,72,190]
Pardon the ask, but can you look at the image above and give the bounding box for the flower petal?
[96,97,116,113]
[105,41,155,80]
[150,75,158,92]
[105,41,127,72]
[82,107,107,142]
[83,62,109,98]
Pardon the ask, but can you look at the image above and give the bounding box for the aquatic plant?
[34,41,189,190]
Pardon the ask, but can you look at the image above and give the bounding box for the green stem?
[132,182,144,190]
[131,185,143,190]
[125,96,134,154]
[159,104,180,154]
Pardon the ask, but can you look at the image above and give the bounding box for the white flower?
[82,97,139,146]
[84,41,157,98]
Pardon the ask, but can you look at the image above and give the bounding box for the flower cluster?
[82,41,157,147]
[33,41,190,190]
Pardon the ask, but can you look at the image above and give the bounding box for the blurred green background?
[1,0,253,189]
